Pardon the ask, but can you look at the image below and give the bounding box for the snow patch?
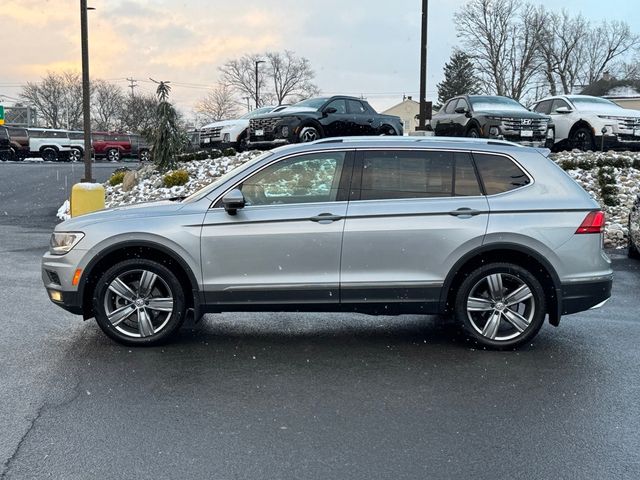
[57,200,70,221]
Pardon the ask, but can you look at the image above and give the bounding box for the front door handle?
[310,213,343,223]
[449,208,482,217]
[367,119,374,123]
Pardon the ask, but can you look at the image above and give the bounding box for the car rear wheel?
[93,259,187,346]
[298,126,321,143]
[69,148,82,162]
[107,148,121,162]
[570,127,595,151]
[454,263,546,349]
[139,149,150,162]
[628,217,640,260]
[41,148,58,162]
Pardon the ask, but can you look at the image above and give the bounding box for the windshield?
[181,151,274,203]
[239,107,276,119]
[570,97,622,111]
[291,97,329,110]
[469,96,527,112]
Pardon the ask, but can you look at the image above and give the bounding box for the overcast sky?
[1,0,639,119]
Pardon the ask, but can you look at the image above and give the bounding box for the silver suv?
[42,138,613,349]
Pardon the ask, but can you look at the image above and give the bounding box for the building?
[382,97,421,133]
[580,78,640,111]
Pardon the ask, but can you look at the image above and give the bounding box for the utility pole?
[126,77,138,96]
[417,0,432,131]
[254,60,265,109]
[243,96,251,112]
[80,0,95,182]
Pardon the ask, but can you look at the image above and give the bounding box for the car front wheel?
[139,149,150,162]
[570,127,595,151]
[298,126,321,143]
[69,148,82,162]
[454,263,546,349]
[93,259,187,346]
[107,148,121,162]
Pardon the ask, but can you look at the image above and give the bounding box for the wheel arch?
[441,242,562,326]
[465,119,482,136]
[568,120,594,138]
[79,240,201,321]
[298,119,325,137]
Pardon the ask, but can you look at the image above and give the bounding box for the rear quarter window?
[473,153,531,195]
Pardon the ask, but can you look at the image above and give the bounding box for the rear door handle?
[309,213,343,223]
[449,208,482,217]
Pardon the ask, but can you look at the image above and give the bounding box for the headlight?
[50,232,84,255]
[597,115,628,121]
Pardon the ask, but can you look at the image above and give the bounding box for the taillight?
[576,211,605,234]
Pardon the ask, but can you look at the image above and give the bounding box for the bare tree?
[455,0,542,100]
[220,50,319,106]
[537,8,589,94]
[264,51,319,105]
[61,71,84,130]
[21,72,70,129]
[582,20,640,85]
[119,94,158,139]
[92,80,125,131]
[195,84,240,122]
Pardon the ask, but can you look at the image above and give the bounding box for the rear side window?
[360,150,454,200]
[347,100,367,114]
[473,153,530,195]
[454,153,482,196]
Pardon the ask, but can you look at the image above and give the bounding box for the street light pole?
[417,0,431,131]
[254,60,265,109]
[80,0,94,182]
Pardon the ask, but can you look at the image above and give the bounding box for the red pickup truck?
[92,132,150,162]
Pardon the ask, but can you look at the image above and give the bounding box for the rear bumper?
[561,276,613,315]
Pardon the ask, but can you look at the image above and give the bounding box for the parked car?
[42,137,612,349]
[0,127,11,161]
[92,132,132,161]
[432,95,554,148]
[129,134,151,162]
[27,128,71,162]
[200,105,290,151]
[531,94,640,151]
[185,129,201,153]
[247,96,403,148]
[4,126,30,160]
[629,193,640,259]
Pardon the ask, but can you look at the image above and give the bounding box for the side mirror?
[222,188,245,215]
[454,106,468,114]
[324,107,338,115]
[555,106,572,114]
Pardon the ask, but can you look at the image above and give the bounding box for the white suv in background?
[27,128,72,162]
[531,95,640,151]
[200,105,289,151]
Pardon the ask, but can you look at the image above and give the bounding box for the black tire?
[298,125,321,143]
[379,125,397,136]
[570,127,595,151]
[93,259,187,346]
[69,147,82,162]
[237,132,248,152]
[107,148,121,162]
[466,126,481,138]
[454,262,546,350]
[41,148,58,162]
[628,216,640,260]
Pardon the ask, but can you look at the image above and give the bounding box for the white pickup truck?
[28,129,72,161]
[200,105,289,151]
[531,94,640,151]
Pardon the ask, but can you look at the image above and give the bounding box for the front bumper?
[561,276,613,315]
[42,249,87,316]
[247,138,290,149]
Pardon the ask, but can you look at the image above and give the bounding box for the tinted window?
[456,99,469,112]
[444,100,457,114]
[69,132,84,140]
[93,134,106,141]
[473,153,530,195]
[533,100,551,114]
[325,99,347,114]
[347,100,367,114]
[7,128,27,137]
[28,130,44,138]
[240,151,346,206]
[454,152,482,196]
[360,150,454,200]
[551,99,570,113]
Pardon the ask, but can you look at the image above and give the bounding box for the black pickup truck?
[248,96,404,148]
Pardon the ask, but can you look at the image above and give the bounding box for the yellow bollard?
[70,183,105,217]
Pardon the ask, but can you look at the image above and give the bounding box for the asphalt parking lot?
[1,161,639,479]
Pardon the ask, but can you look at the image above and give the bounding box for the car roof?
[269,136,539,156]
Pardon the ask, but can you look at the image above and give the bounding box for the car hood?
[582,107,640,118]
[255,107,318,119]
[56,200,184,231]
[476,110,549,119]
[202,119,249,129]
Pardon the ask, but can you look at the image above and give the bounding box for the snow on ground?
[56,149,640,248]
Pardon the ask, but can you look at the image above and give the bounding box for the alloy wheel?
[108,149,120,162]
[69,148,81,162]
[103,269,174,338]
[466,273,535,341]
[299,127,318,143]
[139,150,150,162]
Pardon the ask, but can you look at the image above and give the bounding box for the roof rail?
[311,136,524,147]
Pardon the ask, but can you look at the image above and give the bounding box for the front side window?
[325,99,347,114]
[474,153,530,195]
[456,99,470,112]
[444,100,457,114]
[533,100,551,114]
[359,150,454,200]
[551,99,570,112]
[240,152,346,206]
